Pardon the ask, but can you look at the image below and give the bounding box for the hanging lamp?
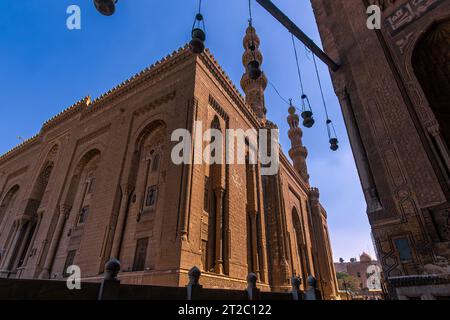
[94,0,118,16]
[190,0,206,54]
[248,60,262,80]
[311,52,339,151]
[327,120,339,151]
[291,34,315,129]
[300,95,315,128]
[247,0,262,80]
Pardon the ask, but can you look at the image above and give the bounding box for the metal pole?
[255,0,340,72]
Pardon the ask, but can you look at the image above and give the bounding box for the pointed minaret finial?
[240,24,268,123]
[287,102,309,183]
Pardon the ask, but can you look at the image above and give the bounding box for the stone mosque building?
[311,0,450,292]
[0,26,338,298]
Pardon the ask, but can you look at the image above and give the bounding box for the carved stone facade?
[0,28,338,298]
[312,0,450,286]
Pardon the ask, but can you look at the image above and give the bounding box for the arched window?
[139,142,163,214]
[292,207,308,280]
[245,139,256,274]
[413,20,450,151]
[201,116,224,273]
[133,122,166,201]
[4,145,59,275]
[0,185,20,227]
[73,154,100,227]
[54,149,101,278]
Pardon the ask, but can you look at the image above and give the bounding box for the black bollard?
[246,273,260,300]
[304,275,322,300]
[186,266,202,300]
[98,259,121,300]
[291,276,303,300]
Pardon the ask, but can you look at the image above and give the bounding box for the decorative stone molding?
[59,204,72,219]
[389,274,450,287]
[76,125,111,148]
[208,95,229,122]
[134,91,177,117]
[198,50,260,128]
[383,0,445,36]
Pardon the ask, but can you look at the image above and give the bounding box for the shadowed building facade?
[0,27,338,298]
[311,0,450,290]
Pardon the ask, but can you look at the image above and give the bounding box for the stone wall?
[311,0,450,282]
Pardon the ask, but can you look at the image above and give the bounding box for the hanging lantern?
[329,138,339,151]
[301,111,315,128]
[246,0,261,81]
[246,30,262,80]
[248,60,262,80]
[190,25,206,54]
[93,0,117,16]
[326,119,339,151]
[190,6,206,54]
[291,36,314,128]
[300,95,315,128]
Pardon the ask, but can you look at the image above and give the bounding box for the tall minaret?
[240,24,268,123]
[287,103,309,183]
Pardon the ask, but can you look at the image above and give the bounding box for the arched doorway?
[413,20,450,151]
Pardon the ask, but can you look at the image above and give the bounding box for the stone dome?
[360,252,372,263]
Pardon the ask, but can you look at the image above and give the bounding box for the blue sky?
[0,0,374,261]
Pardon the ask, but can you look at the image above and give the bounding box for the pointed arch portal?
[413,20,450,152]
